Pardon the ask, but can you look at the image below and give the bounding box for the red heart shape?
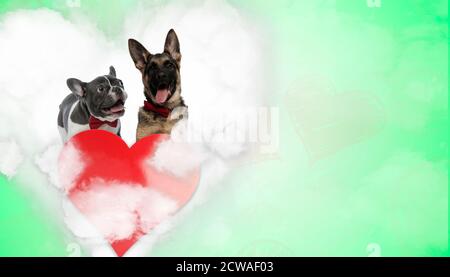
[58,130,200,256]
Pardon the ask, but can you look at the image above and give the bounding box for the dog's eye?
[149,63,157,70]
[97,86,105,92]
[165,62,174,69]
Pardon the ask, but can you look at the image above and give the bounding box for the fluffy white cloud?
[70,179,178,242]
[0,139,23,178]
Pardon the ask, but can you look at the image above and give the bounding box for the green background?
[0,0,447,256]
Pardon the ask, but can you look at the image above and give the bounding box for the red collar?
[143,100,171,118]
[89,116,118,129]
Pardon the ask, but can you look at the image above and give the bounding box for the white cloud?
[70,179,178,242]
[148,121,209,178]
[0,138,23,178]
[58,141,85,192]
[34,144,62,188]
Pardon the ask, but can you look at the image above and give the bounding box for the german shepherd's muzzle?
[128,29,187,141]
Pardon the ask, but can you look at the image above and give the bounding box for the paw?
[169,106,188,121]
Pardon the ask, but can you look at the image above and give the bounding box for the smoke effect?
[0,0,267,256]
[0,139,23,178]
[70,179,178,242]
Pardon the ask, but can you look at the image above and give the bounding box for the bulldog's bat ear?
[128,39,151,72]
[164,29,181,63]
[67,78,86,97]
[109,66,116,77]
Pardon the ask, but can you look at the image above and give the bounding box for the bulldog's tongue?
[156,89,169,104]
[110,103,124,113]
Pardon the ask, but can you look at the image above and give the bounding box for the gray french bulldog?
[57,66,127,142]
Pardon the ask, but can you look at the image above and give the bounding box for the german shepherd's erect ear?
[128,29,181,72]
[128,39,151,72]
[164,29,181,63]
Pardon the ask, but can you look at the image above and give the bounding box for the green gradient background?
[0,0,448,256]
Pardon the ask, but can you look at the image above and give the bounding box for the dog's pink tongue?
[156,89,169,104]
[110,103,124,113]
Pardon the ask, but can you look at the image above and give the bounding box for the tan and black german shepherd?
[128,29,187,141]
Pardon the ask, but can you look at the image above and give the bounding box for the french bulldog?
[57,66,127,142]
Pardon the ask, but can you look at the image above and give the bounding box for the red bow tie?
[89,116,118,129]
[143,100,171,118]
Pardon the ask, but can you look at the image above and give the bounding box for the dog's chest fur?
[136,105,187,141]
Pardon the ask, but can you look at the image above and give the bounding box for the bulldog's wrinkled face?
[67,66,128,121]
[128,29,181,107]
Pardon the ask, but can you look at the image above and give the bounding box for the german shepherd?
[128,29,187,141]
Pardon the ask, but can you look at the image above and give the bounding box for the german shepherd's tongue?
[156,88,170,104]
